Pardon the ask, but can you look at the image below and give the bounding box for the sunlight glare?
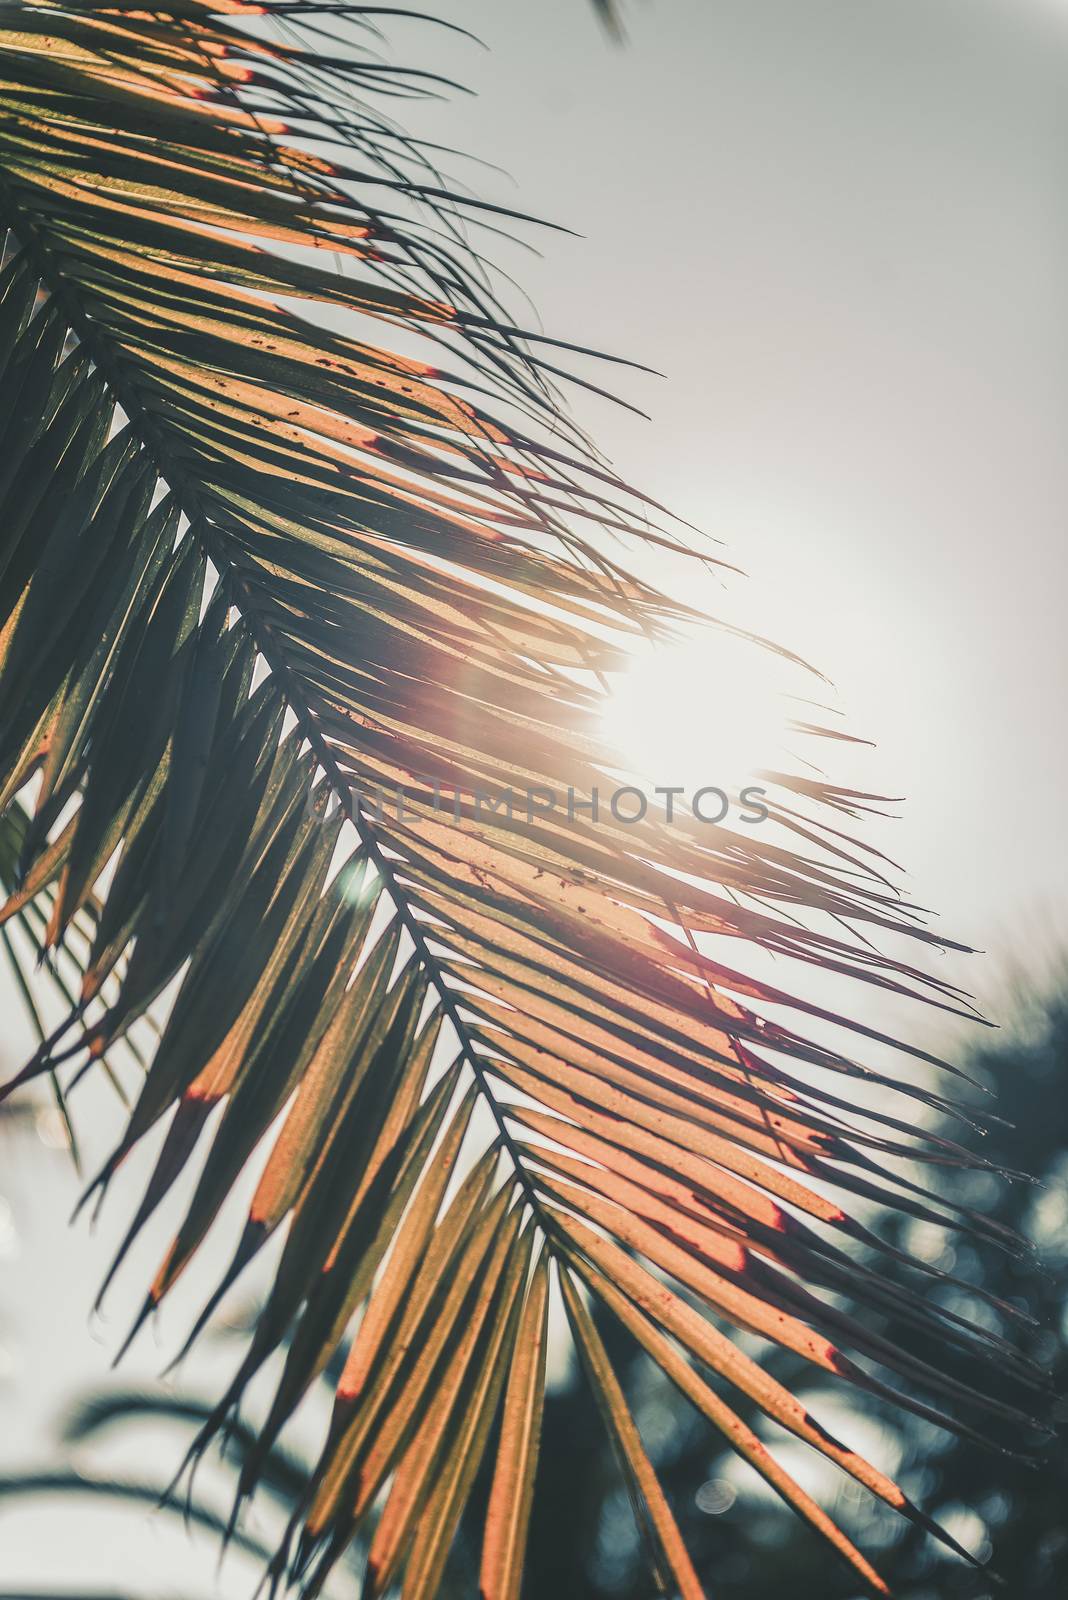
[601,628,791,797]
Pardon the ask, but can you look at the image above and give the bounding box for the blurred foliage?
[2,988,1065,1599]
[522,989,1068,1600]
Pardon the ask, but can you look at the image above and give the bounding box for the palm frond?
[0,797,139,1153]
[589,0,626,39]
[0,5,1045,1597]
[0,1470,273,1562]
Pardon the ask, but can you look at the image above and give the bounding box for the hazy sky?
[2,2,1066,1589]
[409,0,1068,1009]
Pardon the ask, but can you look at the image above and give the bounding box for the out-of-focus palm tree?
[524,986,1068,1600]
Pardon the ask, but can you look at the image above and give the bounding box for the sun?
[600,627,791,797]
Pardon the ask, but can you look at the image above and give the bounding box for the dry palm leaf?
[0,4,1046,1596]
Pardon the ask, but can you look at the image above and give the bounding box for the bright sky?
[2,1,1066,1590]
[414,0,1068,1009]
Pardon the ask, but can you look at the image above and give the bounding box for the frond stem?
[0,193,549,1228]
